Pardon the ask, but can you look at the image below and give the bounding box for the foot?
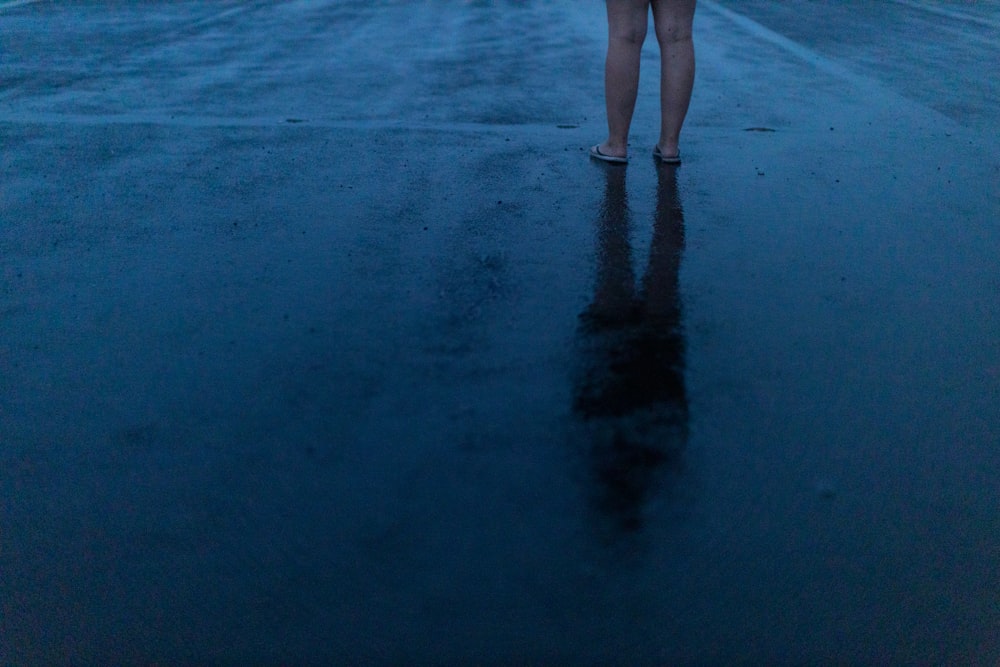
[590,143,628,164]
[653,144,681,164]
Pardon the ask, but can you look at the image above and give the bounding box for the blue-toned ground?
[1,1,999,663]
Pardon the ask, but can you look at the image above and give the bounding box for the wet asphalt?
[2,1,999,664]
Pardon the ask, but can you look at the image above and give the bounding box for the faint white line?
[886,0,1000,31]
[936,18,1000,48]
[0,112,578,133]
[0,0,44,10]
[698,0,871,87]
[697,0,960,128]
[180,5,252,31]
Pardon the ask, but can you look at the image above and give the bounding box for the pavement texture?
[2,0,999,664]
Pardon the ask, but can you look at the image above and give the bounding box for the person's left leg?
[599,0,651,159]
[651,0,696,160]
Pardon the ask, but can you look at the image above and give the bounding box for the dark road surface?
[2,1,999,664]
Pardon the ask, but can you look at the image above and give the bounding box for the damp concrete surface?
[1,0,999,664]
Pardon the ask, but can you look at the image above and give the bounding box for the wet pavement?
[2,1,999,664]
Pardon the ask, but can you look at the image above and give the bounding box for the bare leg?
[600,0,650,159]
[651,0,696,159]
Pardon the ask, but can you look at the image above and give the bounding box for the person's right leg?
[651,0,696,159]
[599,0,651,159]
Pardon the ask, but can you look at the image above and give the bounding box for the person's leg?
[651,0,696,159]
[599,0,651,159]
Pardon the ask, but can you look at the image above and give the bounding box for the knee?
[609,21,647,47]
[654,20,692,47]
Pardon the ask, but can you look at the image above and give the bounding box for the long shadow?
[573,163,688,536]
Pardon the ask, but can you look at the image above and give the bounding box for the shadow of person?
[573,163,688,537]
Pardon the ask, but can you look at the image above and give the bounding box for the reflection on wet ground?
[575,164,688,535]
[3,0,1000,662]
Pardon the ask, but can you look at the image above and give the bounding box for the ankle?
[656,140,679,157]
[602,140,629,157]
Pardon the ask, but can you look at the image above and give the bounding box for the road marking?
[886,0,1000,31]
[697,0,960,129]
[0,0,44,10]
[698,0,869,86]
[0,111,577,134]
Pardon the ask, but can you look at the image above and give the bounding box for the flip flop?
[653,145,681,164]
[589,144,628,164]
